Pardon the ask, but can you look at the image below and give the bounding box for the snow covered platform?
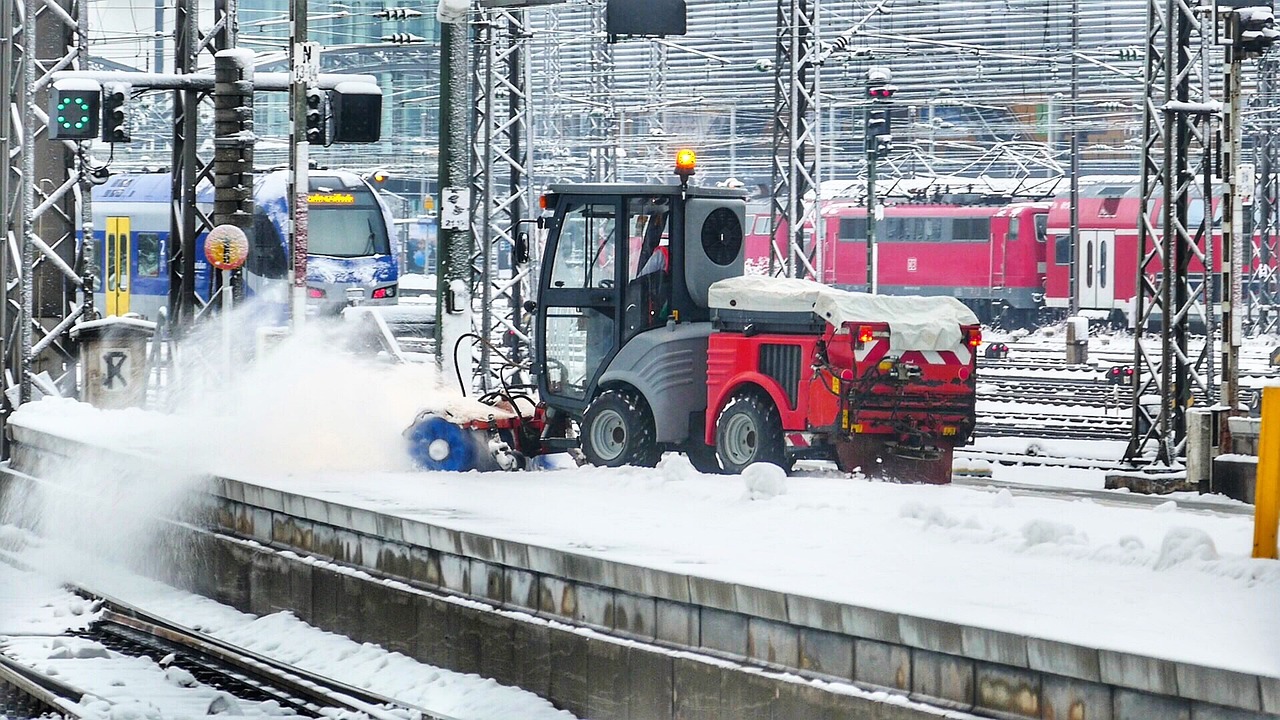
[6,402,1280,720]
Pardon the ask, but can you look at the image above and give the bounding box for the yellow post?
[1252,386,1280,559]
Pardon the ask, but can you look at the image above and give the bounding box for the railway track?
[951,474,1253,516]
[975,417,1131,440]
[970,337,1278,440]
[974,367,1133,439]
[978,376,1131,409]
[0,581,448,720]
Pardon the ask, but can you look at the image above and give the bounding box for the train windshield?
[308,206,392,257]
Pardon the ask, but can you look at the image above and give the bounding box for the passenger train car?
[743,178,1272,328]
[92,169,399,320]
[1042,183,1228,324]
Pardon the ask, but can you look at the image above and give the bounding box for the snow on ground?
[0,528,576,720]
[5,318,1280,695]
[11,396,1280,679]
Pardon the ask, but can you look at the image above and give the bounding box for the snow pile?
[899,502,962,530]
[1153,527,1219,570]
[47,639,110,660]
[992,488,1015,508]
[658,453,701,483]
[742,462,788,499]
[1021,519,1089,548]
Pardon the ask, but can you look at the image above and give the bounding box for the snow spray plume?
[1,299,461,591]
[0,409,211,591]
[160,298,455,475]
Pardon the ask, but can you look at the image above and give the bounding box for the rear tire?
[581,389,662,468]
[715,392,787,474]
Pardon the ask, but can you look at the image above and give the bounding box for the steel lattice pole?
[170,0,200,327]
[588,2,614,182]
[769,0,821,281]
[1,0,15,457]
[1126,0,1217,465]
[12,0,86,410]
[1249,57,1280,335]
[470,8,533,390]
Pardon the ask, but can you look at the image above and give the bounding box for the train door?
[1076,229,1115,309]
[990,214,1011,288]
[104,216,131,315]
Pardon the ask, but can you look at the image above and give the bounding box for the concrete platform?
[6,424,1280,719]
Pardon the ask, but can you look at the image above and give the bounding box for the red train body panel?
[746,200,1051,323]
[1042,184,1234,322]
[745,182,1266,327]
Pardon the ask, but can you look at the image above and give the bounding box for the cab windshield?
[309,207,391,257]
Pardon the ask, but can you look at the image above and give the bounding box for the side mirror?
[514,231,530,265]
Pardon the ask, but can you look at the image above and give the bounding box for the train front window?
[751,215,771,236]
[308,207,392,257]
[838,217,866,241]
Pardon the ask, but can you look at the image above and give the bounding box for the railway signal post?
[1222,4,1277,418]
[865,67,895,294]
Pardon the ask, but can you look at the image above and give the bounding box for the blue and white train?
[91,169,399,320]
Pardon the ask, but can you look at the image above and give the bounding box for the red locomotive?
[746,179,1253,328]
[746,198,1051,327]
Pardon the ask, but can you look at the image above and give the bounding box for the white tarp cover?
[708,275,979,351]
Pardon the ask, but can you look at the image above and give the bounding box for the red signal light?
[307,287,326,299]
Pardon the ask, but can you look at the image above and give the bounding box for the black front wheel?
[715,392,788,474]
[581,389,662,468]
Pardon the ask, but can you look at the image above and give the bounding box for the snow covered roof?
[708,276,978,351]
[70,315,158,338]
